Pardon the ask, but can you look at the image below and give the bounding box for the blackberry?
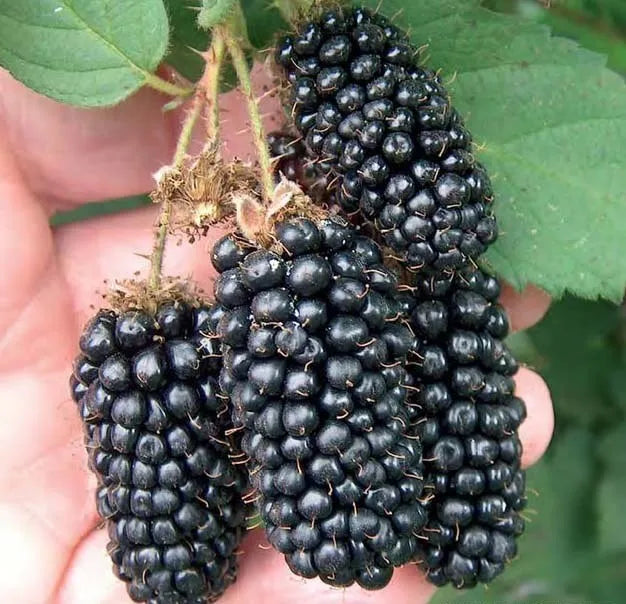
[275,7,498,275]
[268,131,331,204]
[212,216,428,589]
[403,267,527,588]
[70,301,247,603]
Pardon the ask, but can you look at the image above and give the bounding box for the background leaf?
[163,0,208,82]
[0,0,171,107]
[50,194,151,227]
[596,425,626,553]
[362,0,626,301]
[518,296,622,425]
[163,0,283,84]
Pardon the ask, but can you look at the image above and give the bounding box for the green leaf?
[524,296,621,425]
[598,474,626,553]
[50,194,151,226]
[242,0,286,50]
[363,0,626,301]
[163,0,282,84]
[597,425,626,553]
[198,0,236,29]
[163,0,208,82]
[0,0,172,107]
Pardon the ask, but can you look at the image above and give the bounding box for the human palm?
[0,69,554,604]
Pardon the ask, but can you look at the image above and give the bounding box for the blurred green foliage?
[49,1,626,599]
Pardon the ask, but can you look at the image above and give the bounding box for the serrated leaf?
[198,0,236,29]
[364,0,626,301]
[0,0,171,107]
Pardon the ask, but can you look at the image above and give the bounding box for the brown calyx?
[151,146,259,239]
[234,176,327,248]
[105,278,208,316]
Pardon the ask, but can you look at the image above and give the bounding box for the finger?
[57,529,130,604]
[0,137,102,602]
[0,70,177,209]
[0,65,283,210]
[60,527,435,604]
[500,283,551,333]
[54,205,226,327]
[516,367,554,468]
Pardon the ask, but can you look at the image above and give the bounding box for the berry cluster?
[70,302,248,604]
[402,268,526,588]
[275,7,497,275]
[211,216,428,589]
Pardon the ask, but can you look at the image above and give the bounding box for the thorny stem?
[148,97,204,291]
[204,31,226,142]
[148,36,225,291]
[222,14,274,203]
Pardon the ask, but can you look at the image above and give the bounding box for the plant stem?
[148,33,226,292]
[148,96,204,290]
[222,20,274,203]
[144,72,194,98]
[205,31,226,142]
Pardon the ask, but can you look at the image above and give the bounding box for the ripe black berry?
[71,301,247,603]
[212,216,427,589]
[275,7,498,276]
[404,267,526,588]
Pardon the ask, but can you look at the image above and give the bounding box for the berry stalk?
[148,34,226,291]
[221,3,274,203]
[205,31,226,142]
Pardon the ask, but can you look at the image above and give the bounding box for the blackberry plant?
[11,0,622,600]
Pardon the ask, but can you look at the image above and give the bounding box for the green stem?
[222,17,274,203]
[144,72,194,98]
[148,96,204,291]
[205,31,226,142]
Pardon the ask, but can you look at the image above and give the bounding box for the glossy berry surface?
[212,217,427,590]
[71,302,247,603]
[275,7,498,275]
[404,267,527,588]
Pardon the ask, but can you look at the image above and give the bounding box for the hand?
[0,67,554,604]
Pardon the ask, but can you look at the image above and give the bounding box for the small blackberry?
[402,267,527,588]
[211,215,428,589]
[275,7,498,275]
[268,131,331,204]
[70,301,247,604]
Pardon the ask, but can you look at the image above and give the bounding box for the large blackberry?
[402,268,526,588]
[275,7,498,275]
[70,301,247,603]
[211,215,428,589]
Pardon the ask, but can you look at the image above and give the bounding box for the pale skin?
[0,67,554,604]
